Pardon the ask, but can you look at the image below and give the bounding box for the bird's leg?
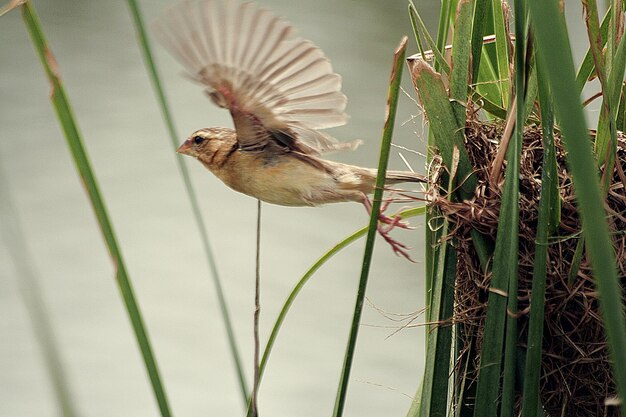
[361,194,414,261]
[362,193,412,230]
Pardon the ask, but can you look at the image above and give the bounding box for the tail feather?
[330,163,425,195]
[384,170,426,185]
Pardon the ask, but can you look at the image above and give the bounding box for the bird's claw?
[376,223,415,262]
[377,202,414,261]
[362,194,415,261]
[378,212,412,231]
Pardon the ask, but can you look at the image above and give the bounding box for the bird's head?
[176,127,235,158]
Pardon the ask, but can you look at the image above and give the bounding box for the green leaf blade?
[332,37,408,417]
[528,1,626,416]
[21,3,173,416]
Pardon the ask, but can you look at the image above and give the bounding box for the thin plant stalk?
[124,0,249,406]
[332,37,408,417]
[245,206,426,417]
[252,200,261,417]
[21,3,172,416]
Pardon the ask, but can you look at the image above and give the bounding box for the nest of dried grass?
[428,119,626,417]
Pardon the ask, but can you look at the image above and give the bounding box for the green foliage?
[529,1,626,415]
[409,0,626,416]
[520,55,555,417]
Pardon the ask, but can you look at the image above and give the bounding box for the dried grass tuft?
[428,119,626,417]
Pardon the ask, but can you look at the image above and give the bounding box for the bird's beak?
[176,140,192,155]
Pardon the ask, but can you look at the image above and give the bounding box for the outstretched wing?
[155,0,359,154]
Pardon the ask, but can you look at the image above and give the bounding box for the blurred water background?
[0,0,444,416]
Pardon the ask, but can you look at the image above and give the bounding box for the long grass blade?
[0,158,79,417]
[598,29,626,178]
[412,237,456,417]
[472,110,519,417]
[583,0,618,170]
[473,13,524,416]
[528,0,626,414]
[408,2,429,67]
[332,37,408,417]
[436,0,457,69]
[408,3,451,75]
[411,0,455,352]
[469,0,507,114]
[607,0,624,71]
[124,0,249,406]
[600,0,626,184]
[617,83,626,131]
[410,143,460,417]
[491,0,510,108]
[450,0,474,126]
[575,9,611,94]
[501,4,527,415]
[476,47,505,109]
[582,0,607,91]
[21,3,172,416]
[520,54,554,417]
[411,166,457,417]
[410,0,455,333]
[522,62,538,122]
[470,0,491,83]
[416,7,472,414]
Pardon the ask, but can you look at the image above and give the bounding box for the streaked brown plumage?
[156,0,424,257]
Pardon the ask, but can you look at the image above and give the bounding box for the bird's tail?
[384,170,426,185]
[331,163,426,195]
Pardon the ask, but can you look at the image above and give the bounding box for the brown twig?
[489,99,517,184]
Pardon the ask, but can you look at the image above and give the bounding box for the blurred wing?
[155,0,358,154]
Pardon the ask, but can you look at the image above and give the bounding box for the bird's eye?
[192,135,204,145]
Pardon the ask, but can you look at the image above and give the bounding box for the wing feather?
[154,0,357,154]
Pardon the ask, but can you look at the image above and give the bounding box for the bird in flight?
[155,0,424,258]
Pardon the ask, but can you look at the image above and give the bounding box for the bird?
[155,0,425,258]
